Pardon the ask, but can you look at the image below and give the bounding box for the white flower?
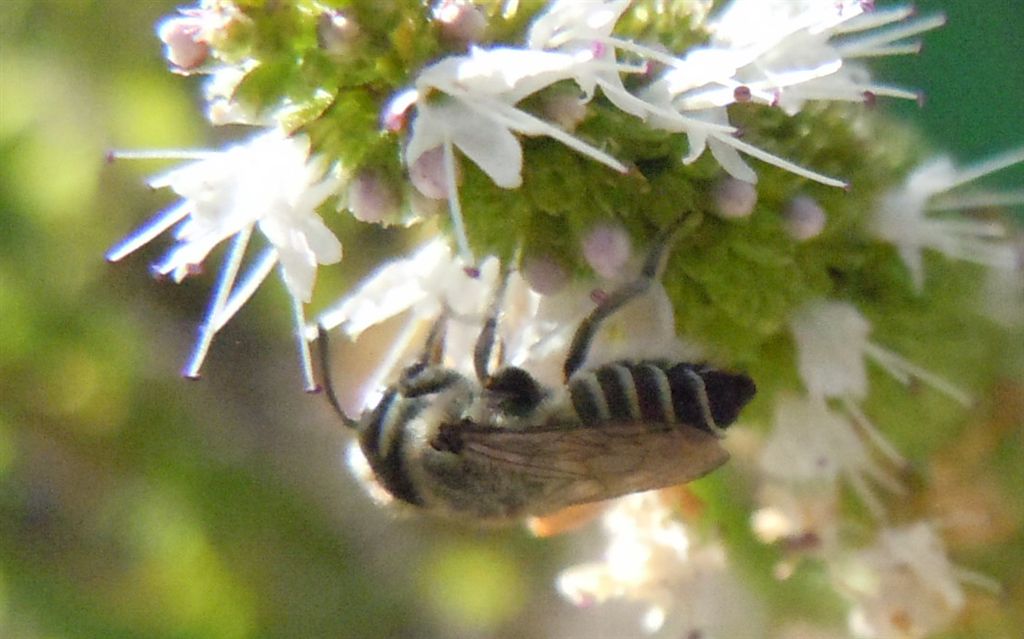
[872,148,1024,291]
[759,393,901,517]
[405,45,628,264]
[107,129,342,388]
[752,480,840,557]
[527,0,650,118]
[833,522,988,639]
[558,491,766,637]
[790,300,970,406]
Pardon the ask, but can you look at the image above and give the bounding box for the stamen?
[106,202,190,262]
[292,292,317,393]
[863,342,972,406]
[183,226,253,379]
[928,190,1024,211]
[717,133,849,188]
[833,6,916,35]
[943,148,1024,192]
[213,247,279,331]
[442,140,476,269]
[837,13,945,57]
[841,395,905,466]
[106,149,217,162]
[469,94,629,173]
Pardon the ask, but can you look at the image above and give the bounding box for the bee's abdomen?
[358,389,426,507]
[568,361,756,432]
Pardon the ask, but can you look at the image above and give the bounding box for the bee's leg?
[315,325,359,429]
[473,262,511,384]
[563,218,688,381]
[419,308,449,367]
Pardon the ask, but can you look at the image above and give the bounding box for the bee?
[317,218,756,523]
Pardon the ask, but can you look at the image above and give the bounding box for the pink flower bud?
[713,177,758,219]
[409,146,458,200]
[522,255,569,296]
[542,93,588,131]
[347,171,399,223]
[784,195,827,241]
[433,1,487,46]
[157,16,209,72]
[582,223,631,280]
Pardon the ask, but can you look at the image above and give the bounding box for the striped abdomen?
[567,361,756,433]
[357,388,428,506]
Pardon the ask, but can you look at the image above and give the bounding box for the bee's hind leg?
[563,217,690,382]
[473,261,512,385]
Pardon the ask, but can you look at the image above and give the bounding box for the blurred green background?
[0,2,1021,638]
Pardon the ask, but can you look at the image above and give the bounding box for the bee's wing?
[455,422,730,515]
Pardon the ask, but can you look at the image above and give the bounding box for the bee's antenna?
[316,324,359,430]
[563,215,693,382]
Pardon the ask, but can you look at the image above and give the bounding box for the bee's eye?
[486,367,544,415]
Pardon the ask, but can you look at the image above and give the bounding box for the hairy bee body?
[324,216,757,523]
[353,359,755,521]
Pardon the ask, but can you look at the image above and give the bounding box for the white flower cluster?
[404,0,944,264]
[558,491,766,637]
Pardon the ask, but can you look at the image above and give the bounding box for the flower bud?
[157,15,209,72]
[522,254,569,296]
[347,170,400,223]
[433,0,487,47]
[541,93,588,131]
[713,177,758,219]
[582,223,631,280]
[784,195,827,241]
[409,146,458,200]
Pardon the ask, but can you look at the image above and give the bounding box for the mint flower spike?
[872,147,1024,291]
[107,130,342,389]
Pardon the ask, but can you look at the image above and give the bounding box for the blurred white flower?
[790,300,970,406]
[872,148,1024,291]
[107,129,342,388]
[697,1,942,113]
[759,393,902,517]
[834,522,988,639]
[559,491,765,636]
[752,481,840,558]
